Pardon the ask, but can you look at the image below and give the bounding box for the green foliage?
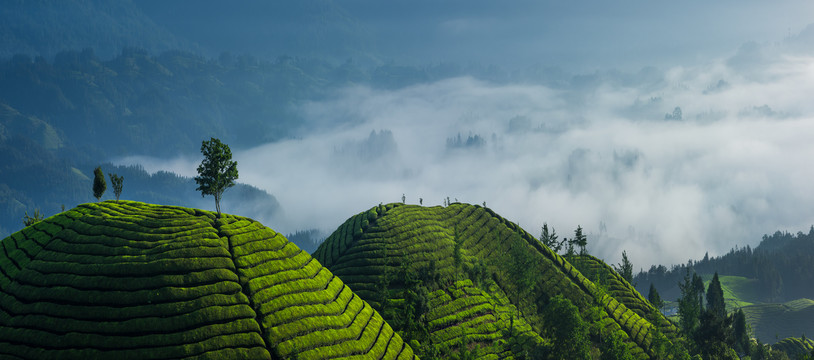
[108,172,124,201]
[706,272,726,318]
[22,208,44,226]
[601,333,635,360]
[453,225,464,281]
[614,250,634,285]
[648,283,664,311]
[678,269,703,340]
[771,336,814,360]
[540,222,562,254]
[694,309,734,360]
[574,225,588,255]
[509,235,536,311]
[543,294,590,360]
[194,138,238,217]
[732,309,750,356]
[92,166,106,201]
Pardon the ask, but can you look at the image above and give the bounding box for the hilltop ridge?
[315,202,679,359]
[0,201,415,359]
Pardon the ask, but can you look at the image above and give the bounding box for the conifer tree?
[678,269,702,339]
[540,223,561,253]
[93,166,106,201]
[615,250,634,284]
[574,225,587,255]
[732,309,750,356]
[648,283,664,311]
[706,272,726,318]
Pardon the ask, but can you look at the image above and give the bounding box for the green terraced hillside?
[0,201,416,360]
[741,298,814,343]
[314,203,681,359]
[569,255,678,339]
[700,275,763,309]
[772,336,814,358]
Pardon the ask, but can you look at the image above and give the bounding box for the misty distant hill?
[134,0,374,63]
[0,0,189,59]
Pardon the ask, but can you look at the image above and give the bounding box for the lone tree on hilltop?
[108,173,123,202]
[93,166,106,201]
[194,137,238,217]
[614,250,634,284]
[23,209,44,226]
[540,223,562,253]
[574,225,587,255]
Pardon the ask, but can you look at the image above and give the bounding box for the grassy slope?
[740,299,814,343]
[700,275,763,309]
[0,201,415,360]
[772,336,814,358]
[697,274,814,343]
[314,203,678,359]
[570,255,678,339]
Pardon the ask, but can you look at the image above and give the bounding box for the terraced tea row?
[315,203,674,359]
[426,279,547,358]
[0,201,416,360]
[569,255,678,339]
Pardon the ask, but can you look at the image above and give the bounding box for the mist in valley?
[4,0,814,269]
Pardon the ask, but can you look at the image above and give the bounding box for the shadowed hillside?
[0,201,415,359]
[314,202,681,359]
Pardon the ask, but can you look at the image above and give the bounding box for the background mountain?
[0,0,189,60]
[634,228,814,344]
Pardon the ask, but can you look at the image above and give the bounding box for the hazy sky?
[344,0,814,70]
[118,2,814,269]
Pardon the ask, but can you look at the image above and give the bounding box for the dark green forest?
[635,228,814,303]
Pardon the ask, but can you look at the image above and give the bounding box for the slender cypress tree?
[93,166,106,201]
[706,272,726,318]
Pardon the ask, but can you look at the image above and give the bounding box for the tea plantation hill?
[771,336,814,359]
[0,201,416,360]
[315,203,680,359]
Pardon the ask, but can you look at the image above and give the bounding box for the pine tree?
[574,226,587,255]
[540,223,561,253]
[93,166,106,201]
[678,269,701,339]
[614,250,634,284]
[732,309,750,356]
[706,272,726,318]
[648,283,664,311]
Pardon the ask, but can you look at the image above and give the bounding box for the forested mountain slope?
[314,202,680,359]
[0,201,414,359]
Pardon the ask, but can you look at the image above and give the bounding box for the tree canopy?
[194,138,238,216]
[93,166,106,201]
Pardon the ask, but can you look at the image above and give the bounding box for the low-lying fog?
[118,7,814,268]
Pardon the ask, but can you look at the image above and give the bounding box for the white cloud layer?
[124,48,814,269]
